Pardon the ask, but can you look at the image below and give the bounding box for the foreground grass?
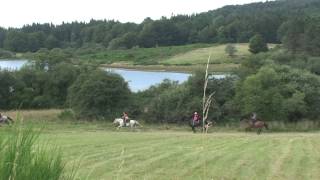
[39,130,320,180]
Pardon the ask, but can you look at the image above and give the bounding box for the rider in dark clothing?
[251,112,257,125]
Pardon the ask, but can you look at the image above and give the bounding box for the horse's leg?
[117,123,122,130]
[257,128,262,135]
[192,126,196,133]
[136,122,142,127]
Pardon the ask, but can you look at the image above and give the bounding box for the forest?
[0,0,319,53]
[0,0,320,124]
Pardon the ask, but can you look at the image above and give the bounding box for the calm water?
[0,59,225,92]
[105,68,191,92]
[0,59,28,70]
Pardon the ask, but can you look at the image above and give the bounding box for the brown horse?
[240,116,268,134]
[190,119,215,133]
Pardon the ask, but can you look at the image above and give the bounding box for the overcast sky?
[1,0,269,28]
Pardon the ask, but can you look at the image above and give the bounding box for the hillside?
[1,0,320,52]
[81,43,262,72]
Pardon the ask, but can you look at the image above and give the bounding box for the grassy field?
[1,110,320,179]
[77,44,212,65]
[161,43,250,65]
[42,130,320,180]
[78,43,258,72]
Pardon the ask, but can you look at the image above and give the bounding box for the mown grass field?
[1,110,320,180]
[41,130,320,180]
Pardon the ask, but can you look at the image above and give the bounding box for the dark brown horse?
[240,116,268,134]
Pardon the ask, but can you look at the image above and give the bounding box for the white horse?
[113,118,142,129]
[0,114,14,125]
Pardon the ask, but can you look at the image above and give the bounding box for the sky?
[1,0,269,28]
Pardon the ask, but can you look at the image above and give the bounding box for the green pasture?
[161,43,250,65]
[77,43,259,72]
[42,130,320,180]
[2,110,320,179]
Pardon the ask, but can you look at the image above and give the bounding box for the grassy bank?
[101,63,239,73]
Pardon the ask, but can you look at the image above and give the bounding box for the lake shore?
[101,63,239,73]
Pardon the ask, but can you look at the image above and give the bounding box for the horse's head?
[239,114,250,122]
[210,120,217,126]
[113,118,120,124]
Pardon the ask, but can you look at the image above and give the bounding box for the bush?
[68,69,131,119]
[58,109,76,120]
[249,34,268,54]
[235,64,320,121]
[0,49,15,58]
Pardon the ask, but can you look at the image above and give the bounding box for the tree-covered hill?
[0,0,319,53]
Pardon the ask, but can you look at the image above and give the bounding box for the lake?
[0,59,29,70]
[0,59,225,92]
[105,68,191,92]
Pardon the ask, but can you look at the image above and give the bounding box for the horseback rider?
[0,112,14,124]
[0,112,4,123]
[251,112,257,125]
[122,112,129,127]
[192,111,201,125]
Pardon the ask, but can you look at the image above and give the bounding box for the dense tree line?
[1,48,320,122]
[0,0,320,52]
[0,51,131,119]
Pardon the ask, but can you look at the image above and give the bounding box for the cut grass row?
[41,131,320,180]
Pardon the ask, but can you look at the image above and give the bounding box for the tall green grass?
[0,119,76,180]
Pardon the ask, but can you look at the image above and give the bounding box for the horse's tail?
[136,121,143,127]
[264,122,269,130]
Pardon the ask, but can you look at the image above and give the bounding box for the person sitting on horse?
[122,112,129,127]
[192,111,201,125]
[0,112,14,124]
[0,112,4,123]
[251,112,257,125]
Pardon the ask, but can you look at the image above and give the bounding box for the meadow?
[76,43,261,72]
[2,110,320,180]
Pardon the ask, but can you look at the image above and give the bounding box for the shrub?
[68,69,131,119]
[249,34,268,54]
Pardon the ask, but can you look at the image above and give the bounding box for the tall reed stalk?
[202,55,215,133]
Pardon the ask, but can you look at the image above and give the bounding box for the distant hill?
[0,0,319,52]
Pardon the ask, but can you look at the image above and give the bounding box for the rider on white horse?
[0,112,14,124]
[113,118,142,129]
[122,112,129,127]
